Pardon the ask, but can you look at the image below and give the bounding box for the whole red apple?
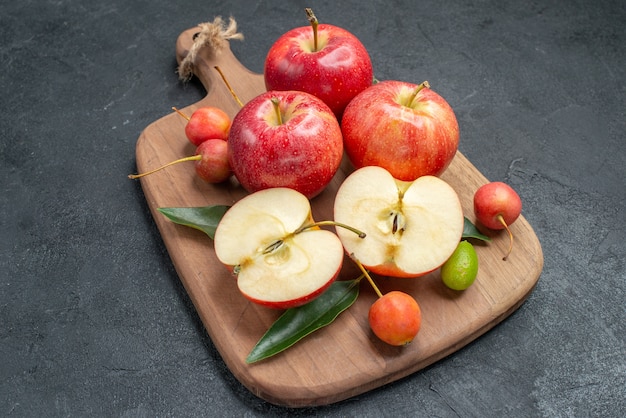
[227,90,343,199]
[264,9,373,118]
[341,80,459,181]
[184,106,231,146]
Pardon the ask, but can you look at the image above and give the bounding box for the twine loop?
[178,16,244,81]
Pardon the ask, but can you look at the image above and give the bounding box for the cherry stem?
[497,214,514,260]
[128,155,201,179]
[406,80,431,107]
[305,8,319,51]
[350,253,383,299]
[294,221,366,238]
[271,97,283,125]
[172,106,190,121]
[214,66,244,108]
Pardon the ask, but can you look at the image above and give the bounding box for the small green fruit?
[441,240,478,290]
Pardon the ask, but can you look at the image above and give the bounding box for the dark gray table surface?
[2,0,624,416]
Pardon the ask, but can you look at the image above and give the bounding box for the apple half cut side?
[333,166,464,278]
[214,188,344,309]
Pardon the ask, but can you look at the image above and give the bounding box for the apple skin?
[473,182,522,229]
[227,90,343,199]
[341,80,459,181]
[185,106,231,146]
[242,268,339,310]
[264,24,373,118]
[194,139,231,183]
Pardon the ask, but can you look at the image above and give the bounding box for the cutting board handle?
[174,26,265,115]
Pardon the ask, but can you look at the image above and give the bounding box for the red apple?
[227,90,343,199]
[184,106,231,146]
[341,80,459,181]
[264,9,373,118]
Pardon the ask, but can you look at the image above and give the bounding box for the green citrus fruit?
[441,240,479,290]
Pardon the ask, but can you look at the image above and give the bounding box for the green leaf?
[246,279,361,363]
[462,216,491,241]
[157,205,230,239]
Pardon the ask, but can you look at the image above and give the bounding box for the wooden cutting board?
[133,26,543,407]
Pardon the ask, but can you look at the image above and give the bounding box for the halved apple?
[214,187,344,309]
[334,166,464,278]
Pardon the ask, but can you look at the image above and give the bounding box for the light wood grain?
[133,26,543,407]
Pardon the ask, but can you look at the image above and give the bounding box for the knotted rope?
[178,16,244,81]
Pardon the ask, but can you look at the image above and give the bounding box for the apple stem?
[497,214,514,260]
[260,221,366,259]
[172,106,190,121]
[294,221,366,238]
[350,253,383,299]
[305,8,319,52]
[128,155,202,179]
[214,66,244,108]
[262,239,283,255]
[406,81,431,107]
[271,97,283,125]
